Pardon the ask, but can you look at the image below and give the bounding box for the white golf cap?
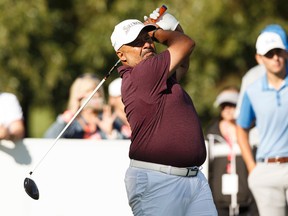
[214,91,239,107]
[256,32,286,55]
[111,19,156,51]
[108,77,122,97]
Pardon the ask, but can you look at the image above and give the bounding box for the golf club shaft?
[29,59,121,175]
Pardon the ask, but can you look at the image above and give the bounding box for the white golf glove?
[144,8,179,31]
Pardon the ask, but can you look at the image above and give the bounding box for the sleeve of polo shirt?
[236,92,255,129]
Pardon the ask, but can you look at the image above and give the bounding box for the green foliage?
[0,0,287,137]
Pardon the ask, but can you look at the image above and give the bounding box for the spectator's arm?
[0,120,25,141]
[236,125,256,173]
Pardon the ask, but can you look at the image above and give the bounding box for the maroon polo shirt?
[118,50,206,167]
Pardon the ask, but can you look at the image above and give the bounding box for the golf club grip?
[151,5,167,23]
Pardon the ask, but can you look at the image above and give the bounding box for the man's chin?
[143,52,155,59]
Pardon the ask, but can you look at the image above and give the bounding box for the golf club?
[24,59,121,200]
[24,4,168,200]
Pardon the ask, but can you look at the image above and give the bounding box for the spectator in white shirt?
[0,92,25,141]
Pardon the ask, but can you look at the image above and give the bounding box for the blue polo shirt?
[236,72,288,161]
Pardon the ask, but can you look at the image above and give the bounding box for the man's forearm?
[173,24,190,81]
[153,28,194,51]
[151,28,195,78]
[8,121,25,141]
[236,125,256,173]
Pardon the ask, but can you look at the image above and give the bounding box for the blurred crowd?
[44,74,131,140]
[1,74,131,142]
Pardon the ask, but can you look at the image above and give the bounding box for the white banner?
[0,138,209,216]
[0,139,132,216]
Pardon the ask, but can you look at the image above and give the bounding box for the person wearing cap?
[44,73,116,139]
[234,25,288,176]
[110,7,217,216]
[0,92,25,141]
[235,24,288,119]
[108,78,131,139]
[236,27,288,216]
[206,87,259,216]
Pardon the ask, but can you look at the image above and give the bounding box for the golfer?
[110,8,217,216]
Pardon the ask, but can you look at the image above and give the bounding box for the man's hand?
[0,125,9,140]
[144,8,179,31]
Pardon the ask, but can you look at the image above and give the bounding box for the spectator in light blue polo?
[236,26,288,216]
[235,24,288,119]
[234,24,288,157]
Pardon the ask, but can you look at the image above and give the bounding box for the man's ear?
[116,51,127,62]
[255,54,263,65]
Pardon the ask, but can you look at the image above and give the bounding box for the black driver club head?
[24,177,39,200]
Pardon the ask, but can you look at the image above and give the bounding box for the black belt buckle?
[185,167,198,177]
